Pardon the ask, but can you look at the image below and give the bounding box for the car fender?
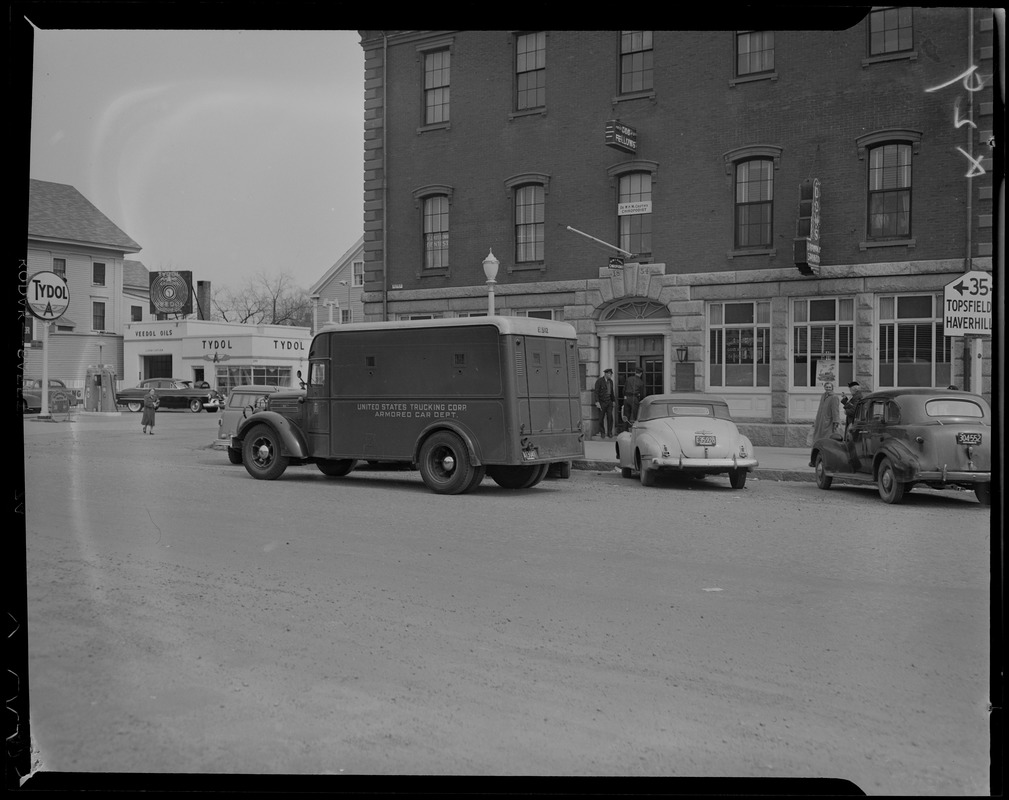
[413,421,481,465]
[873,439,920,481]
[634,430,668,462]
[233,410,310,459]
[811,436,849,473]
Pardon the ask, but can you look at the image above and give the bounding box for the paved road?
[18,413,992,792]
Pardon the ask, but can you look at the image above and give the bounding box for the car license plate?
[521,449,539,461]
[694,434,716,446]
[956,432,982,445]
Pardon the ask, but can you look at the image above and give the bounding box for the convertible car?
[616,393,758,488]
[810,388,992,505]
[116,378,222,413]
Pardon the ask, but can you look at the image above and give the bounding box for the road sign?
[26,270,70,321]
[943,271,992,336]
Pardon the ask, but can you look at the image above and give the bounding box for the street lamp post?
[483,249,499,315]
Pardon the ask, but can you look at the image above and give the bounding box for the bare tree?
[211,272,312,326]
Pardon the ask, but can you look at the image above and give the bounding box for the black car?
[116,378,222,413]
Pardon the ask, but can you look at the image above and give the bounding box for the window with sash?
[515,32,546,110]
[868,7,913,56]
[867,142,912,239]
[708,301,771,388]
[422,195,450,270]
[515,184,545,263]
[424,49,450,125]
[620,31,653,94]
[791,298,855,388]
[734,158,773,248]
[736,31,774,76]
[878,294,951,387]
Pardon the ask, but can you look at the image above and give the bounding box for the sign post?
[26,271,70,419]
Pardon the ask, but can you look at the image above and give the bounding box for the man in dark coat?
[593,368,616,438]
[622,367,645,426]
[842,380,868,430]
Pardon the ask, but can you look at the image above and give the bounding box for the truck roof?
[317,315,577,340]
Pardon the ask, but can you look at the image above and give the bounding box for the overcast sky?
[28,26,365,293]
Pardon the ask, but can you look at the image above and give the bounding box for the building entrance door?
[615,335,664,430]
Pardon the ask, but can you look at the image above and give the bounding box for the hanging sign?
[605,120,637,153]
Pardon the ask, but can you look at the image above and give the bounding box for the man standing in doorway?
[622,367,645,426]
[593,368,616,439]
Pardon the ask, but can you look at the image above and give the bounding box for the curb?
[572,460,816,482]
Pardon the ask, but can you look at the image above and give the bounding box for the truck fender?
[233,410,310,460]
[414,421,481,466]
[873,440,919,481]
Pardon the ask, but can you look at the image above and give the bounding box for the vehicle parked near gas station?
[20,378,78,413]
[116,378,222,414]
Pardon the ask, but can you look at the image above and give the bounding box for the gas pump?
[84,364,119,412]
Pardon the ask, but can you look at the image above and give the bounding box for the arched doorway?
[596,299,672,427]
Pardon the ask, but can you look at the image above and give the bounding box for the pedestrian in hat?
[593,368,616,439]
[622,367,645,427]
[841,379,868,431]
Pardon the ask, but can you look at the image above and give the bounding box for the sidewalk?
[576,436,814,482]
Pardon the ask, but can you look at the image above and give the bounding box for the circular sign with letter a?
[26,271,70,321]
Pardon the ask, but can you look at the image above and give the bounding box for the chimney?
[196,281,211,320]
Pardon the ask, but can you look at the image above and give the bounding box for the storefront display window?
[708,301,770,388]
[878,294,950,387]
[216,365,293,395]
[791,297,854,388]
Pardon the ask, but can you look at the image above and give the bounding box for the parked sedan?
[116,378,222,413]
[616,393,758,488]
[21,378,78,413]
[810,388,992,505]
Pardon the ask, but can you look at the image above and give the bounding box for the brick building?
[358,14,996,444]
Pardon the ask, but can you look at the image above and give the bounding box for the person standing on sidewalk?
[622,367,645,426]
[593,368,616,439]
[141,387,159,434]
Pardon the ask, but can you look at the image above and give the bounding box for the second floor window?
[618,172,652,256]
[868,142,911,238]
[869,7,912,56]
[736,31,774,76]
[735,159,773,248]
[93,262,106,286]
[52,257,66,277]
[423,195,450,270]
[516,32,546,110]
[515,184,545,263]
[424,49,450,125]
[131,305,143,322]
[620,31,653,93]
[92,301,106,331]
[352,260,364,287]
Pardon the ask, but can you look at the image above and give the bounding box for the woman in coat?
[141,388,158,434]
[807,381,843,454]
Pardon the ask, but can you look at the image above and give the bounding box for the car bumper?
[646,455,759,471]
[914,468,990,484]
[203,400,221,410]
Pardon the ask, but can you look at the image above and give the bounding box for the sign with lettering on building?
[943,271,992,336]
[794,178,821,275]
[149,270,194,315]
[605,120,637,153]
[618,201,652,216]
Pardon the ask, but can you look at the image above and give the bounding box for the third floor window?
[620,31,653,94]
[869,7,913,56]
[736,31,774,76]
[424,49,450,125]
[516,32,546,111]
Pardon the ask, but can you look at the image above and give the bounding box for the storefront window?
[878,294,950,387]
[708,301,771,388]
[791,297,854,387]
[216,365,293,396]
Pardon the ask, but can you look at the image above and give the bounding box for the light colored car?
[218,385,285,464]
[615,393,758,488]
[810,388,992,505]
[21,378,78,413]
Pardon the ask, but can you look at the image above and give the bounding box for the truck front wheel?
[243,424,288,480]
[418,431,476,494]
[318,459,355,477]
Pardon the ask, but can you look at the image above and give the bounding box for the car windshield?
[641,403,732,421]
[925,399,985,418]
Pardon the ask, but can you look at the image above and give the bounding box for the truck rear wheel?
[418,431,476,494]
[243,424,288,480]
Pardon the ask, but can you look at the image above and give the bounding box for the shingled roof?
[29,178,141,253]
